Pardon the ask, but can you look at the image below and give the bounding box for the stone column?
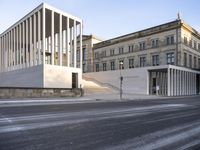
[66,17,69,67]
[19,24,21,68]
[33,14,36,66]
[73,20,77,68]
[38,11,41,65]
[29,16,33,66]
[16,26,19,68]
[42,7,46,64]
[51,10,54,65]
[59,14,62,66]
[22,21,25,68]
[167,68,171,96]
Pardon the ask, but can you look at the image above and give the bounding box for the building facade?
[83,18,200,96]
[77,35,102,73]
[0,3,83,93]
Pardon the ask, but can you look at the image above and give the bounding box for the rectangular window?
[110,49,115,56]
[184,53,187,67]
[83,48,86,61]
[194,56,197,68]
[119,60,124,69]
[129,58,134,68]
[96,64,99,72]
[184,37,188,45]
[152,55,159,66]
[166,35,174,45]
[119,47,124,54]
[110,61,115,70]
[103,63,107,71]
[152,39,159,48]
[166,52,175,65]
[198,43,200,50]
[198,58,200,69]
[77,49,80,61]
[94,52,99,59]
[128,45,134,52]
[140,57,146,67]
[189,40,192,47]
[82,64,86,73]
[194,41,197,50]
[139,42,146,50]
[102,51,106,57]
[189,55,192,68]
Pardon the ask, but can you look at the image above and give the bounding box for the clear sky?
[0,0,200,40]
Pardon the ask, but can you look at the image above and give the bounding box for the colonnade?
[167,68,197,96]
[0,3,82,73]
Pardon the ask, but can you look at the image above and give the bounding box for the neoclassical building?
[0,3,83,97]
[84,17,200,96]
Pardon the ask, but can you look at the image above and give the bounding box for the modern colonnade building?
[0,3,83,97]
[84,18,200,96]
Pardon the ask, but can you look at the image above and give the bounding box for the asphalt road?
[0,96,200,150]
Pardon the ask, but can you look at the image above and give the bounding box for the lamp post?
[119,61,123,100]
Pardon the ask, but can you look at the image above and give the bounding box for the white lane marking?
[0,104,190,133]
[0,104,189,123]
[177,139,200,150]
[106,121,200,150]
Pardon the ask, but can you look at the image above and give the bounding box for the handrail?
[83,76,119,91]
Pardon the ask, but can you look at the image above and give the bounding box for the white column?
[80,23,82,69]
[42,7,46,64]
[29,17,33,66]
[16,26,19,68]
[19,23,21,68]
[0,37,1,72]
[66,17,69,67]
[70,27,73,67]
[22,22,25,68]
[13,28,16,69]
[59,14,62,66]
[171,69,174,96]
[51,11,54,65]
[33,14,36,66]
[186,72,189,95]
[174,69,177,96]
[73,20,77,68]
[194,73,197,94]
[184,71,187,95]
[167,68,171,96]
[9,31,11,70]
[38,11,41,65]
[179,71,182,95]
[8,32,10,71]
[10,29,13,70]
[26,19,29,67]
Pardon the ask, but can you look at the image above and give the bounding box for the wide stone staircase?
[82,76,118,95]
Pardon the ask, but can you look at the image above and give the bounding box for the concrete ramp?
[82,78,118,95]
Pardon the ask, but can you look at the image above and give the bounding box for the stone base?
[0,87,84,99]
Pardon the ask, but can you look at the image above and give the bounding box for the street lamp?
[119,61,123,100]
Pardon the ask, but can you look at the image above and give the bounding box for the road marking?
[0,104,191,133]
[106,121,200,150]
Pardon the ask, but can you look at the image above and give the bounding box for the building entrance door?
[152,78,157,95]
[197,74,200,94]
[72,73,78,88]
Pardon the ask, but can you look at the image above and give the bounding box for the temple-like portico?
[0,3,83,97]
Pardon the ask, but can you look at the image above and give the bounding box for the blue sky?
[0,0,200,40]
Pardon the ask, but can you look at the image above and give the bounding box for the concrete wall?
[44,65,82,88]
[0,88,83,98]
[0,64,83,89]
[83,67,149,95]
[0,65,43,88]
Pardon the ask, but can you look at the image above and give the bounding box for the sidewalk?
[0,93,167,104]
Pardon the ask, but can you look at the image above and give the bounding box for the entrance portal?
[72,73,78,88]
